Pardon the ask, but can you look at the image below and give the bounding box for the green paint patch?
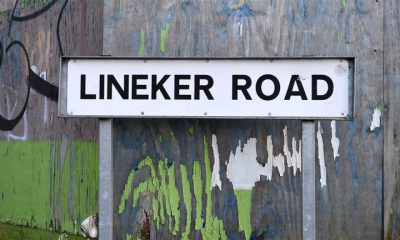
[0,223,84,240]
[234,190,252,240]
[118,136,228,239]
[201,137,227,240]
[160,22,171,53]
[0,141,98,234]
[139,29,145,57]
[118,170,136,213]
[167,162,180,234]
[193,161,204,230]
[180,165,192,240]
[341,0,346,10]
[188,125,194,135]
[119,157,180,235]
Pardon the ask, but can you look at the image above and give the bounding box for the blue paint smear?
[355,1,368,16]
[299,0,307,18]
[265,223,278,238]
[218,2,263,19]
[347,122,359,193]
[334,157,340,176]
[345,13,351,43]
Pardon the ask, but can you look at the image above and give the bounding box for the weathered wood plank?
[104,1,307,239]
[307,1,384,239]
[384,0,400,239]
[0,0,102,234]
[113,119,302,239]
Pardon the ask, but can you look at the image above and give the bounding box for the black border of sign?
[59,56,355,120]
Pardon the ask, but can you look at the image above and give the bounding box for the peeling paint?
[283,126,302,175]
[166,161,180,234]
[160,22,170,53]
[267,136,285,179]
[317,122,327,188]
[211,134,222,190]
[0,141,98,233]
[188,125,194,134]
[180,165,192,240]
[193,161,204,230]
[370,108,382,131]
[226,138,259,190]
[139,29,145,57]
[118,145,229,238]
[226,127,301,189]
[202,136,227,240]
[341,0,347,10]
[234,190,252,240]
[118,170,135,214]
[331,120,340,161]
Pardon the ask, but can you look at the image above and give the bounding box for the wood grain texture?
[0,0,15,12]
[0,0,102,234]
[307,1,384,239]
[103,1,306,239]
[0,0,102,141]
[113,119,302,239]
[102,0,387,239]
[384,0,400,239]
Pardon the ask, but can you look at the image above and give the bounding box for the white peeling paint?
[211,134,222,190]
[330,120,340,161]
[317,122,327,188]
[40,71,49,124]
[267,136,285,179]
[370,108,382,131]
[226,138,259,190]
[226,128,302,189]
[283,126,302,175]
[6,87,28,141]
[8,112,28,141]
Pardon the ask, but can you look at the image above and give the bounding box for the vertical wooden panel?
[307,1,384,239]
[384,0,400,238]
[0,0,102,234]
[103,1,308,239]
[113,119,302,239]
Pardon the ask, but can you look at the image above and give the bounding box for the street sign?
[59,58,353,119]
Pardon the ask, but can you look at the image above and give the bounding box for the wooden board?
[0,0,102,234]
[113,119,302,239]
[103,0,385,239]
[383,0,400,238]
[309,1,384,239]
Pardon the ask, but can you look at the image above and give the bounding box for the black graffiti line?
[0,41,59,131]
[56,0,69,56]
[0,41,31,131]
[8,0,68,56]
[10,0,58,22]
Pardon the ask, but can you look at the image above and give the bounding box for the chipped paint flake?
[227,127,301,189]
[317,122,327,188]
[330,120,340,161]
[283,126,302,175]
[211,134,222,190]
[139,29,145,57]
[234,190,252,240]
[370,108,382,131]
[266,136,285,179]
[226,138,259,190]
[160,22,170,53]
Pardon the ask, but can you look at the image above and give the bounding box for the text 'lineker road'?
[80,74,334,101]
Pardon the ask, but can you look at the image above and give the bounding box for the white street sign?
[60,58,352,119]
